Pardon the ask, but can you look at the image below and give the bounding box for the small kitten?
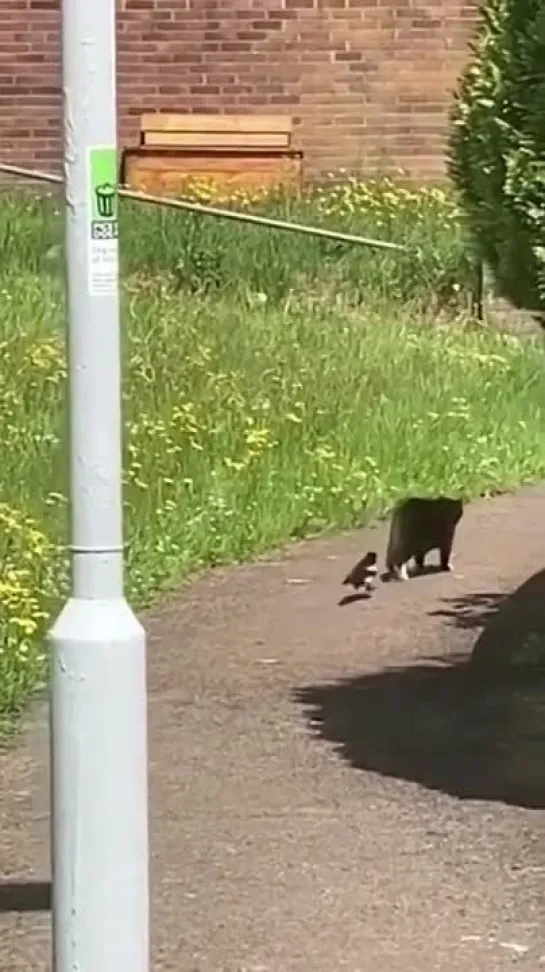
[384,496,463,581]
[343,551,378,591]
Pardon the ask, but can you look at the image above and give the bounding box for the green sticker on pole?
[88,146,119,297]
[89,146,119,238]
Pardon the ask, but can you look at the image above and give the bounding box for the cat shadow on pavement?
[296,569,545,809]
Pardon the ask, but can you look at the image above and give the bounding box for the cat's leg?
[413,552,425,574]
[439,537,454,572]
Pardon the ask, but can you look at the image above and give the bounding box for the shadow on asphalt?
[295,569,545,809]
[0,880,50,913]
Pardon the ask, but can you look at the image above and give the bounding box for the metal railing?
[0,161,405,253]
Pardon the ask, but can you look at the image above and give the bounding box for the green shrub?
[448,0,545,315]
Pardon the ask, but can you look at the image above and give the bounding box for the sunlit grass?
[0,179,543,729]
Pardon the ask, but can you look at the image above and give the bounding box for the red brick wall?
[0,0,477,182]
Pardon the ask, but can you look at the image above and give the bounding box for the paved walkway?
[1,487,545,971]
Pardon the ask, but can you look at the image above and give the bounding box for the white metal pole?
[48,0,150,967]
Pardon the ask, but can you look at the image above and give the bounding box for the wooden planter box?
[121,113,303,196]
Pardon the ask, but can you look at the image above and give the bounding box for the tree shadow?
[295,569,545,809]
[0,880,51,912]
[429,590,505,630]
[431,568,545,671]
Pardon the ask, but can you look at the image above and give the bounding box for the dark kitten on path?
[384,495,463,581]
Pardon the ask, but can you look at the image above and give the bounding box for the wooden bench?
[121,113,303,197]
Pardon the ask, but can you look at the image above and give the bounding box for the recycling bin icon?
[95,183,116,219]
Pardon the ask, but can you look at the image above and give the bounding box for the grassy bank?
[1,177,475,307]
[1,179,544,729]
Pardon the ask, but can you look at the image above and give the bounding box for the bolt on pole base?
[49,596,149,972]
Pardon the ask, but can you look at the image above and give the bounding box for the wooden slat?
[140,113,293,136]
[122,149,303,196]
[143,130,291,149]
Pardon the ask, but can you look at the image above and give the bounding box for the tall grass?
[0,178,544,729]
[0,178,476,307]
